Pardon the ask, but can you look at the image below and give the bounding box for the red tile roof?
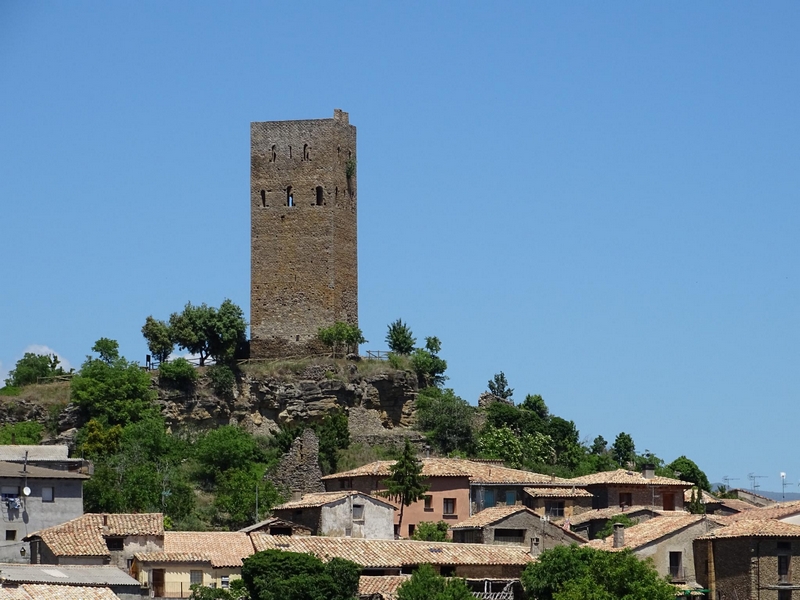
[250,534,534,567]
[524,486,593,498]
[322,458,573,486]
[450,506,535,529]
[698,519,800,539]
[587,515,724,551]
[0,585,120,600]
[358,575,411,599]
[24,513,164,557]
[569,469,690,488]
[136,532,254,568]
[724,500,800,522]
[273,491,395,510]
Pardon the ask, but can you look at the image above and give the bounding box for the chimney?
[613,523,625,548]
[642,464,655,480]
[102,514,108,527]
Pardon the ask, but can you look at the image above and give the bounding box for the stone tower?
[250,109,357,358]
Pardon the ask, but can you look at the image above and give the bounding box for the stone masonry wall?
[270,428,325,497]
[251,109,357,358]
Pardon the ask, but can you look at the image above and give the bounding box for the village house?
[239,516,312,536]
[24,512,163,570]
[321,458,579,538]
[0,562,141,600]
[0,460,89,562]
[694,519,800,600]
[522,486,593,520]
[132,531,254,598]
[449,505,585,554]
[566,505,661,540]
[569,466,692,512]
[588,513,724,587]
[250,533,534,580]
[271,491,395,539]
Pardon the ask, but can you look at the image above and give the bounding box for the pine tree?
[381,439,429,536]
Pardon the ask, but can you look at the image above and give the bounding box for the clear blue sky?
[1,2,798,492]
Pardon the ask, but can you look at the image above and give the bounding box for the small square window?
[424,495,433,511]
[5,530,15,541]
[221,576,230,589]
[408,524,415,537]
[352,504,364,521]
[619,493,633,508]
[42,487,54,503]
[106,537,124,551]
[443,498,456,515]
[190,570,203,586]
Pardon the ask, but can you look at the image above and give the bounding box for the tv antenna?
[781,472,788,500]
[722,476,739,490]
[748,473,767,492]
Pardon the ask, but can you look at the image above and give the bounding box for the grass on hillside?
[239,354,413,382]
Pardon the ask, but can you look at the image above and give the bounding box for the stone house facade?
[0,461,88,562]
[694,519,800,600]
[522,486,593,521]
[250,109,358,358]
[569,468,691,511]
[450,506,585,555]
[589,514,723,585]
[271,491,395,539]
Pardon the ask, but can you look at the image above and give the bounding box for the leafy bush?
[159,358,198,389]
[209,364,236,397]
[318,322,366,358]
[411,521,449,542]
[416,387,474,455]
[194,425,262,484]
[0,387,21,397]
[5,352,66,387]
[594,513,636,539]
[0,422,43,444]
[397,564,473,600]
[411,337,447,387]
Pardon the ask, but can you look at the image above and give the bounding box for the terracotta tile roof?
[24,513,164,557]
[273,491,395,510]
[587,515,724,551]
[450,506,535,529]
[569,469,691,488]
[524,486,593,498]
[322,458,573,486]
[717,498,760,513]
[566,506,658,527]
[698,519,800,539]
[358,575,411,599]
[0,585,120,600]
[250,534,534,567]
[135,532,255,568]
[724,500,800,522]
[683,489,721,504]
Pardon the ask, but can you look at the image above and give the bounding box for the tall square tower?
[250,109,358,358]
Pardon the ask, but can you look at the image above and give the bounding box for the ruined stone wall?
[270,428,325,497]
[251,109,357,358]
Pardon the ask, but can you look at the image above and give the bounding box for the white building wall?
[319,494,394,539]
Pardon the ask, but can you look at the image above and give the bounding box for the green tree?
[611,432,635,467]
[381,439,429,535]
[76,419,123,458]
[415,387,474,455]
[487,371,513,400]
[666,455,711,492]
[314,410,350,475]
[169,300,247,366]
[411,336,447,387]
[396,564,474,600]
[477,425,553,469]
[214,466,281,529]
[521,393,549,420]
[590,435,607,455]
[411,520,450,542]
[194,425,262,485]
[141,316,173,364]
[241,550,360,600]
[386,319,416,354]
[70,339,157,426]
[520,545,675,600]
[318,321,366,358]
[686,487,706,515]
[5,352,66,387]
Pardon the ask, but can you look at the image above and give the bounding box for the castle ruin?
[250,109,358,358]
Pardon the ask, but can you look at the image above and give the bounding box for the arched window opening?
[335,187,338,201]
[286,186,294,207]
[315,186,324,206]
[303,144,310,161]
[288,145,292,159]
[269,145,276,162]
[260,190,266,207]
